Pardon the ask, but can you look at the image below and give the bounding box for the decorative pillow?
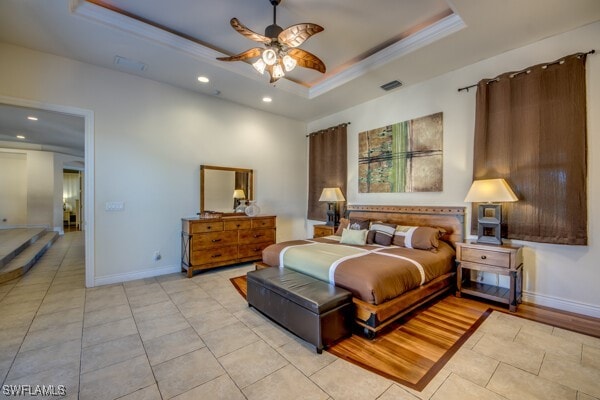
[335,218,369,236]
[340,228,368,245]
[393,226,445,250]
[347,218,370,231]
[334,218,350,236]
[366,222,396,246]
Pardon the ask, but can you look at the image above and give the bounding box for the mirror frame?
[200,165,254,215]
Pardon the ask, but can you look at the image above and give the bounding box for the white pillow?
[340,228,368,245]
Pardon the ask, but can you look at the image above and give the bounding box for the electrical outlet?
[153,251,161,261]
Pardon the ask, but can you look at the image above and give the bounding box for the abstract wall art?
[358,112,443,193]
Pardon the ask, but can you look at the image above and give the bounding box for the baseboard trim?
[523,290,600,319]
[94,264,180,287]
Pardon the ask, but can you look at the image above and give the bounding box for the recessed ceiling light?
[16,135,26,139]
[197,76,209,83]
[262,97,272,103]
[27,116,38,121]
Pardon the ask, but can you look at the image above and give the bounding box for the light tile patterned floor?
[1,231,599,399]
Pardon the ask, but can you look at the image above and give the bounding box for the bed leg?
[363,327,377,339]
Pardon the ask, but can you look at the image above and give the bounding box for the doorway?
[0,95,95,287]
[63,168,83,232]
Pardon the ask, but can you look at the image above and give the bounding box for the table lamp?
[464,178,518,244]
[233,189,246,210]
[319,187,346,227]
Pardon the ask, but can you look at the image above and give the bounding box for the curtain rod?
[457,49,595,93]
[306,122,351,137]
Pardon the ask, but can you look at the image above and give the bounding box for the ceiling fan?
[217,0,326,83]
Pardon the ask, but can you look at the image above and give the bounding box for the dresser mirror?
[200,165,253,214]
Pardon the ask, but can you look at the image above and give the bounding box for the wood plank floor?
[231,275,600,391]
[328,295,491,390]
[232,274,600,338]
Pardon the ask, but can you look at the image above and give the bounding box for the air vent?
[380,80,403,91]
[114,55,148,72]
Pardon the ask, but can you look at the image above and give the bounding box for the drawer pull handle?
[253,248,261,252]
[236,224,241,227]
[212,254,222,258]
[481,255,487,260]
[207,226,211,230]
[211,239,221,243]
[253,234,263,238]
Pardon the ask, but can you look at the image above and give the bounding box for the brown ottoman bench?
[246,267,353,353]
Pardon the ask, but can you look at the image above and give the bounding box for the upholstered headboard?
[345,205,466,247]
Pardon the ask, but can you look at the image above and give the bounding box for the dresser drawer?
[190,221,224,234]
[251,217,275,229]
[224,220,252,230]
[191,245,238,265]
[192,231,238,248]
[461,247,510,268]
[239,229,275,245]
[239,242,272,259]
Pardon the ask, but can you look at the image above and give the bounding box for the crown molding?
[70,0,310,98]
[70,1,464,100]
[308,13,466,98]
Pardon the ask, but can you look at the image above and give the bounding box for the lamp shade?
[319,187,346,202]
[464,179,518,203]
[232,189,246,199]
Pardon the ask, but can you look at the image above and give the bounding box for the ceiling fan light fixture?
[217,0,325,83]
[272,63,285,80]
[282,55,296,72]
[262,48,277,65]
[253,59,267,74]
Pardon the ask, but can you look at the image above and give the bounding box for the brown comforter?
[262,237,455,305]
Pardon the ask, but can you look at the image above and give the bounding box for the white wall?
[0,42,308,283]
[308,22,600,317]
[0,147,84,232]
[0,151,27,226]
[25,150,55,227]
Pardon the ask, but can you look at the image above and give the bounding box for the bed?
[261,205,465,337]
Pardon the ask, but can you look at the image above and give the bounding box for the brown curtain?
[472,52,588,245]
[307,123,348,221]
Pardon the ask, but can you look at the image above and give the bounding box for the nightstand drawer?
[314,225,335,238]
[461,247,510,268]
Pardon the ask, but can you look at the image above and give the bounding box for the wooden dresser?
[181,215,276,277]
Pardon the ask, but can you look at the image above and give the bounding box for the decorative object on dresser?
[318,187,345,226]
[455,240,523,311]
[313,224,335,238]
[464,178,518,245]
[181,215,276,278]
[244,200,261,217]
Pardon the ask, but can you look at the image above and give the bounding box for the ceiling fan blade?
[278,23,324,48]
[288,48,326,73]
[217,47,263,62]
[230,18,271,44]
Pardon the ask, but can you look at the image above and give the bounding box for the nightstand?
[313,224,336,238]
[456,240,523,312]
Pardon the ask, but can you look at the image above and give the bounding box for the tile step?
[0,231,59,284]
